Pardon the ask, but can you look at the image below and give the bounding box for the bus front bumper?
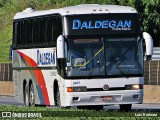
[64,90,143,106]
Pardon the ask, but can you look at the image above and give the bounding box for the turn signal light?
[67,87,73,92]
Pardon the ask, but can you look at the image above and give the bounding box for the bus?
[12,4,153,111]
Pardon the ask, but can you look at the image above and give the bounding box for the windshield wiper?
[88,60,101,76]
[115,58,129,76]
[87,47,103,76]
[109,46,128,77]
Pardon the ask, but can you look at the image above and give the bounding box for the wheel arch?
[28,79,33,89]
[23,79,27,103]
[53,79,58,104]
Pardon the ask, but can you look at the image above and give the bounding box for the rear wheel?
[29,84,35,106]
[55,87,61,107]
[24,84,29,106]
[120,104,132,112]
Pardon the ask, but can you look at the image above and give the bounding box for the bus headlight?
[125,84,143,90]
[67,87,87,92]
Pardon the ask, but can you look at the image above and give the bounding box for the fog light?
[133,94,139,99]
[73,97,79,101]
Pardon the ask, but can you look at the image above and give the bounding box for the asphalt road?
[0,96,160,112]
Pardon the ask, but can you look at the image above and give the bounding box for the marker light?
[67,87,73,92]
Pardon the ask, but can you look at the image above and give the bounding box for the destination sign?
[64,13,140,36]
[72,19,132,30]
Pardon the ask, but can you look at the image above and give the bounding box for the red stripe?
[17,51,50,105]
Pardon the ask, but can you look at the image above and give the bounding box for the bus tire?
[120,104,132,112]
[29,83,35,106]
[55,87,61,107]
[24,84,29,106]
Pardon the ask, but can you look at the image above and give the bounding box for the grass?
[0,105,159,120]
[0,11,13,63]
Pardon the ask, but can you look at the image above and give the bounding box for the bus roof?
[14,4,138,20]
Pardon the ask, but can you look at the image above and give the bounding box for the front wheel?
[55,87,61,107]
[120,104,132,112]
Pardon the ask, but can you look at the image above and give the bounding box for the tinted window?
[13,15,62,49]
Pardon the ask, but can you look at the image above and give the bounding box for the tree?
[142,0,160,46]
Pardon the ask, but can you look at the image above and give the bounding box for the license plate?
[101,96,112,101]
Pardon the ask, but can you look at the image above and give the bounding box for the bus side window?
[23,20,30,46]
[50,16,62,46]
[50,16,56,46]
[37,18,40,45]
[29,20,33,45]
[56,17,62,41]
[48,17,52,45]
[44,17,50,45]
[18,21,23,46]
[33,19,37,45]
[16,21,20,46]
[37,18,43,45]
[13,22,18,48]
[39,18,45,45]
[21,20,31,47]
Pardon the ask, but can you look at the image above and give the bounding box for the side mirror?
[57,35,65,58]
[142,32,153,60]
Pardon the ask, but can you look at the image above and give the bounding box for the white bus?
[12,4,153,111]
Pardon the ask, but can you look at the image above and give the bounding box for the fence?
[152,47,160,61]
[144,61,160,85]
[0,63,12,81]
[144,47,160,85]
[144,47,160,103]
[0,63,13,96]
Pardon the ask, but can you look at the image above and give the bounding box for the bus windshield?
[66,38,143,77]
[105,38,143,76]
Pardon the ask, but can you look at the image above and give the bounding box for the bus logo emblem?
[103,84,109,91]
